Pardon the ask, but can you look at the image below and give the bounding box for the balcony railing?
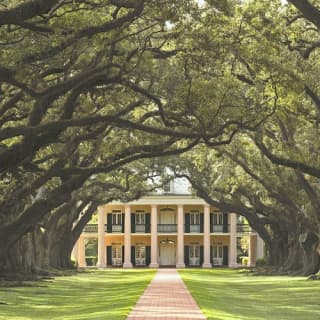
[237,224,251,233]
[190,224,201,233]
[158,224,177,233]
[84,223,251,234]
[135,224,146,233]
[83,224,98,233]
[112,225,123,233]
[211,225,224,233]
[211,224,230,233]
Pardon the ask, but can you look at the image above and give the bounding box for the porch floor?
[126,268,206,320]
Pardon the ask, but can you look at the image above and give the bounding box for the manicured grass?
[179,269,320,320]
[0,269,155,320]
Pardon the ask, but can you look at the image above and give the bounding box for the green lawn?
[0,269,155,320]
[179,269,320,320]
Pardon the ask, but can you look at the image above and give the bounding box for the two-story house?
[72,178,264,268]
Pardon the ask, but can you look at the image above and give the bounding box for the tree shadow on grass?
[180,269,320,320]
[0,269,156,320]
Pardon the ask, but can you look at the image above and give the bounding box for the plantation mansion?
[73,178,264,268]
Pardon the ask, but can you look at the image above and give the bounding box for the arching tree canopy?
[0,0,320,275]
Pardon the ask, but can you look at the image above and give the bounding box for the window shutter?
[131,214,136,233]
[106,246,112,266]
[122,245,125,264]
[146,246,151,266]
[210,213,213,233]
[184,246,189,266]
[223,213,228,233]
[145,213,151,233]
[210,245,213,264]
[122,213,125,233]
[107,214,112,233]
[131,246,136,266]
[185,213,190,233]
[200,246,204,265]
[223,246,229,266]
[200,213,204,233]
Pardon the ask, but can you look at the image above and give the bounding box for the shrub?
[85,256,97,266]
[256,258,266,267]
[242,256,249,266]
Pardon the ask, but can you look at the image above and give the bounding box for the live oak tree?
[0,0,250,274]
[1,0,320,276]
[169,130,319,275]
[152,1,320,276]
[0,0,199,273]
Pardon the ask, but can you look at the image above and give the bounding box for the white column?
[176,204,185,268]
[229,213,237,267]
[71,239,79,263]
[123,204,132,268]
[97,206,106,267]
[78,236,86,268]
[203,204,212,268]
[248,234,256,267]
[150,205,159,268]
[256,234,264,259]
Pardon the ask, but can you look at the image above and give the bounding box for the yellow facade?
[77,197,262,268]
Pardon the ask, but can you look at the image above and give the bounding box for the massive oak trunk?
[299,232,320,275]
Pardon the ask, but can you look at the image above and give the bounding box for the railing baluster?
[83,224,98,233]
[157,224,177,233]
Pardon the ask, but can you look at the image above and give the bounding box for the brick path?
[126,269,206,320]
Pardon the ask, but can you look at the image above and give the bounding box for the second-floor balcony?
[112,225,123,233]
[185,224,201,233]
[83,222,251,234]
[210,224,230,233]
[158,224,177,233]
[105,224,124,233]
[133,224,151,233]
[83,224,98,233]
[190,224,201,233]
[237,224,251,233]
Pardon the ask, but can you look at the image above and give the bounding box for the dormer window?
[163,180,173,193]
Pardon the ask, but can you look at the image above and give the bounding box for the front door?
[189,244,200,266]
[212,245,223,266]
[160,243,176,265]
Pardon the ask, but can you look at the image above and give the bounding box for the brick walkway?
[126,269,206,320]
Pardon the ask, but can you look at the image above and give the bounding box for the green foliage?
[1,0,320,274]
[256,257,267,267]
[241,256,249,266]
[85,239,97,257]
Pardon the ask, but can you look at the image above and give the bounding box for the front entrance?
[159,243,176,266]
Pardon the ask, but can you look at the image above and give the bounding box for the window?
[135,245,146,266]
[190,212,200,225]
[163,181,171,193]
[189,244,200,266]
[213,213,223,225]
[112,213,122,225]
[136,245,145,259]
[190,245,200,258]
[212,245,224,266]
[136,213,145,225]
[112,244,122,266]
